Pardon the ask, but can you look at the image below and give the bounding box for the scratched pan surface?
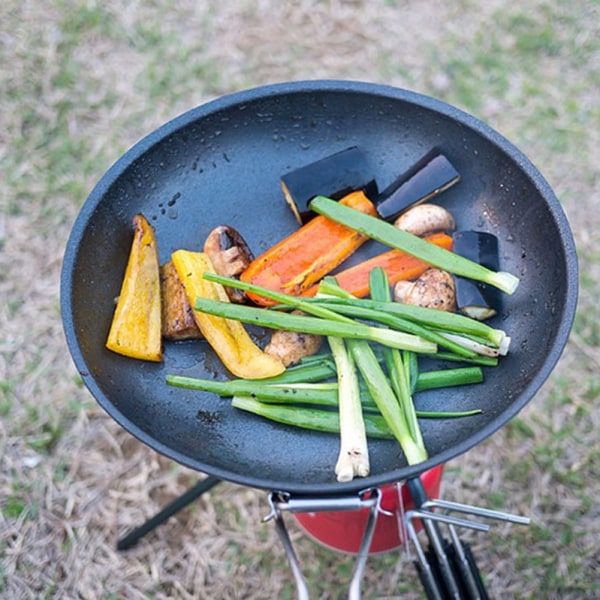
[61,81,578,495]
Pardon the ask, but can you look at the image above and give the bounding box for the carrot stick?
[302,232,453,299]
[240,190,377,306]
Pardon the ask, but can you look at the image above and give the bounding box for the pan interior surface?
[61,81,577,495]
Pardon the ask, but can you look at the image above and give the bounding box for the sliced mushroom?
[393,203,456,237]
[393,268,457,312]
[203,225,254,303]
[265,311,323,367]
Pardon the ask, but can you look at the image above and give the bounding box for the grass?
[1,0,599,598]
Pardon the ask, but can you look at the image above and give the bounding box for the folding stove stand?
[117,473,529,599]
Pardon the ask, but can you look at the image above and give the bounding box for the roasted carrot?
[302,232,453,299]
[240,190,378,306]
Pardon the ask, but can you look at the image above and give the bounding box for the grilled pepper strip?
[171,250,285,379]
[106,213,162,361]
[240,190,378,306]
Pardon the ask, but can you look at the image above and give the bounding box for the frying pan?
[60,80,578,496]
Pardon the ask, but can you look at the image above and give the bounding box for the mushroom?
[392,280,414,304]
[393,268,457,312]
[203,225,254,303]
[393,203,456,237]
[265,311,323,367]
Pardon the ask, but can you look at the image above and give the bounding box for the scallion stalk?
[166,374,337,404]
[413,367,483,391]
[406,351,420,395]
[347,337,428,464]
[431,352,498,367]
[314,279,506,350]
[231,396,483,440]
[435,332,502,357]
[166,365,484,409]
[194,294,436,354]
[327,336,369,482]
[368,268,425,456]
[232,395,395,439]
[230,357,337,385]
[310,294,478,358]
[204,271,507,353]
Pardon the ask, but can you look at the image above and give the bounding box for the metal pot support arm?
[263,488,382,600]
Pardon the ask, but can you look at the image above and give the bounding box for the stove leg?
[117,475,222,550]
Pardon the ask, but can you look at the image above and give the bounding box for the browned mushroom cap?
[203,225,254,303]
[265,311,323,367]
[393,268,457,312]
[393,203,456,237]
[392,280,414,304]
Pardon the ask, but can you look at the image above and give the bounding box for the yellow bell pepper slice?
[171,250,285,379]
[106,214,162,361]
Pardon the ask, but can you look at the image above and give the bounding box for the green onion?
[435,331,502,357]
[194,295,436,354]
[314,280,506,349]
[166,365,484,409]
[205,271,507,354]
[367,268,425,457]
[231,396,483,440]
[230,357,337,385]
[232,395,395,439]
[166,374,338,404]
[414,367,483,391]
[431,352,498,367]
[309,195,520,295]
[205,271,506,351]
[346,338,427,464]
[171,266,501,470]
[406,351,420,394]
[315,277,478,358]
[327,336,369,481]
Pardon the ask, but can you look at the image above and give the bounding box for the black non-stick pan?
[61,81,578,496]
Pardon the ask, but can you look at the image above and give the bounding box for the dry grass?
[1,1,599,598]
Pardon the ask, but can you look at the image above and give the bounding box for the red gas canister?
[293,465,444,554]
